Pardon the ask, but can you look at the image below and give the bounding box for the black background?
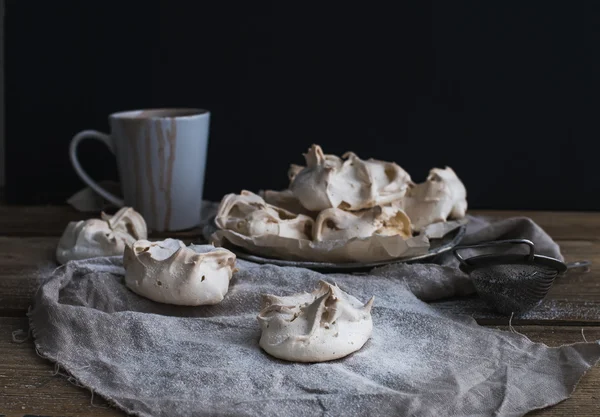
[5,1,600,209]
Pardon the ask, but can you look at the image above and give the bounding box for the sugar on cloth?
[29,216,600,417]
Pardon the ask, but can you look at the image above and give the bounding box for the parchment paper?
[211,220,465,263]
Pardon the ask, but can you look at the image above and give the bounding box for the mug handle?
[69,130,125,207]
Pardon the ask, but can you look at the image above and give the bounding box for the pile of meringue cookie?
[212,144,467,263]
[55,206,374,362]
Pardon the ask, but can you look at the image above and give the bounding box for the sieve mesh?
[471,264,558,315]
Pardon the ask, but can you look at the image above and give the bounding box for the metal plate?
[204,219,468,272]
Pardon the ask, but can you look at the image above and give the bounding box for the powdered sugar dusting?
[30,255,600,416]
[24,215,600,416]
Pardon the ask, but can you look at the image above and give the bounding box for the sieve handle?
[453,239,536,268]
[566,260,591,271]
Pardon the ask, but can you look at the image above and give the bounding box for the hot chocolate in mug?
[70,108,210,232]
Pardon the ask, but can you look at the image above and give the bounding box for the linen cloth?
[29,216,600,416]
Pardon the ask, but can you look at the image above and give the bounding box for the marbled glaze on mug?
[70,108,209,232]
[109,109,209,231]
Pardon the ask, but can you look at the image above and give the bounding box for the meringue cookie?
[430,167,468,219]
[124,239,236,306]
[259,189,315,217]
[287,164,305,183]
[258,281,374,362]
[287,149,340,183]
[215,190,314,240]
[56,207,147,264]
[314,204,412,241]
[402,167,467,231]
[290,144,412,212]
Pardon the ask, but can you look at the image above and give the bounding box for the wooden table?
[0,206,599,416]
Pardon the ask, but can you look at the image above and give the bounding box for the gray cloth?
[30,216,600,417]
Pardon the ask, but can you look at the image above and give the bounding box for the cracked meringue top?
[215,190,314,240]
[313,204,412,241]
[124,239,236,306]
[290,144,412,212]
[258,280,374,362]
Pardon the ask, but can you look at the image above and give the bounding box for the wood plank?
[0,318,597,416]
[0,205,90,236]
[1,237,599,325]
[0,237,58,314]
[0,204,599,240]
[0,205,206,239]
[0,317,120,416]
[433,296,600,326]
[470,209,600,241]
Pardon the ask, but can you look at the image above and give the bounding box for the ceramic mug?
[70,108,210,232]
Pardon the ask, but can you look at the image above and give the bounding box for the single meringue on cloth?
[401,167,468,232]
[314,204,412,241]
[290,144,412,212]
[215,190,314,240]
[123,239,236,306]
[258,280,374,362]
[56,207,147,264]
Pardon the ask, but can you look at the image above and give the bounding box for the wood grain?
[0,205,89,236]
[0,205,205,239]
[0,317,119,417]
[0,318,597,417]
[470,209,600,241]
[0,237,58,314]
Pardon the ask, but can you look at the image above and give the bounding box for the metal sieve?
[453,239,590,315]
